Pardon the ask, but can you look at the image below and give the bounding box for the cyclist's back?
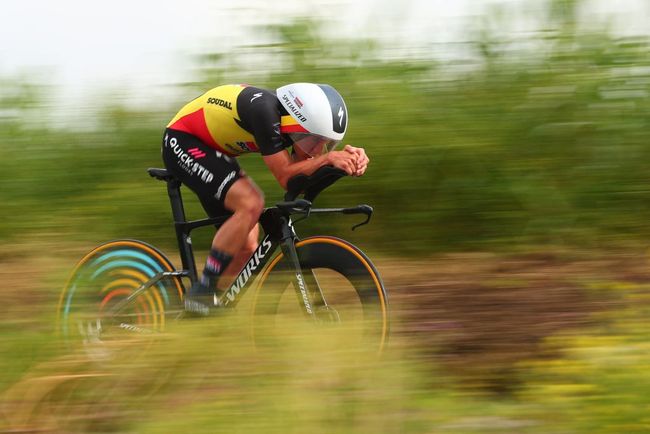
[167,84,290,157]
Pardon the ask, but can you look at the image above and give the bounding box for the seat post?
[166,179,198,283]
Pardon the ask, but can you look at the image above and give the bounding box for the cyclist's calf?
[215,178,264,291]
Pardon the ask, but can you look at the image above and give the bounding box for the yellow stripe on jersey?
[167,85,259,156]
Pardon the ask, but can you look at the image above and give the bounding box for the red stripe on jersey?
[168,108,236,156]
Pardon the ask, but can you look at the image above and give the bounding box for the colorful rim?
[57,240,184,339]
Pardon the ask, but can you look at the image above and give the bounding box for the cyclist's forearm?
[263,151,331,190]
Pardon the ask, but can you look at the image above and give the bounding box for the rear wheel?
[58,240,185,355]
[252,236,389,354]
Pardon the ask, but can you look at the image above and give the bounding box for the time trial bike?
[57,166,389,353]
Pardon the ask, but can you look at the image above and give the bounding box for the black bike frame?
[163,173,371,315]
[166,178,303,313]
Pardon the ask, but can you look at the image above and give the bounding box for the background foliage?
[1,1,649,432]
[2,6,650,254]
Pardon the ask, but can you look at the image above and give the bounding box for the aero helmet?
[277,83,348,157]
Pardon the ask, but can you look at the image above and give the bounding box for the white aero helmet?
[277,83,348,157]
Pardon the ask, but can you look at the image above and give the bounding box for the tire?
[57,240,185,351]
[252,236,389,353]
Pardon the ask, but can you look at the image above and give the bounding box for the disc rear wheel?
[58,240,185,355]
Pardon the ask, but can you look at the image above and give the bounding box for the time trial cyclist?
[161,83,369,315]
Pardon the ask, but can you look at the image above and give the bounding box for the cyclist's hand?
[343,145,369,176]
[326,150,357,176]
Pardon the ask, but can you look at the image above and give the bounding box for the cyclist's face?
[292,135,327,156]
[292,142,312,161]
[289,133,340,158]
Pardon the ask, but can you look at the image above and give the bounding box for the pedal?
[183,293,223,317]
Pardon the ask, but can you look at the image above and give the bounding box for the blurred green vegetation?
[2,301,648,433]
[518,286,650,433]
[1,1,650,432]
[2,4,650,254]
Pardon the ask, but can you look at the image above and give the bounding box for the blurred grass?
[2,299,648,433]
[0,315,453,433]
[517,293,650,433]
[1,237,648,433]
[1,1,650,432]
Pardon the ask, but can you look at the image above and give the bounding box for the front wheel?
[252,236,389,354]
[57,239,185,353]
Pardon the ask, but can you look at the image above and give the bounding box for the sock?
[196,248,233,294]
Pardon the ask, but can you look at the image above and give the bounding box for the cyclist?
[161,83,369,315]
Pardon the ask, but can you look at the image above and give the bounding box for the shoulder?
[235,86,289,156]
[236,86,282,124]
[237,86,278,108]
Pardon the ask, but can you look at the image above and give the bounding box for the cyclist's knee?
[232,189,264,227]
[225,178,264,224]
[243,192,264,222]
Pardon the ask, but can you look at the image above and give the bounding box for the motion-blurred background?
[1,0,649,432]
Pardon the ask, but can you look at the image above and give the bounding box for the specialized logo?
[250,92,263,102]
[165,135,215,183]
[224,238,273,304]
[207,97,232,110]
[281,94,307,122]
[188,147,206,159]
[215,170,236,200]
[295,273,313,314]
[318,84,347,133]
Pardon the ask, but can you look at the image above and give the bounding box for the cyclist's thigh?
[223,176,264,212]
[162,128,243,217]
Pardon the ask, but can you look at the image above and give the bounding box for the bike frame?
[160,176,371,316]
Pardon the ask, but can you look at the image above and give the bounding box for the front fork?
[279,219,329,319]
